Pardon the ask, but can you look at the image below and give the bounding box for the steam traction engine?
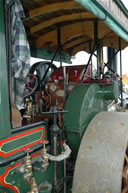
[1,0,128,192]
[19,63,123,193]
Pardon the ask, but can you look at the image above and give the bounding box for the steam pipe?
[81,43,96,83]
[41,46,60,83]
[57,27,62,67]
[41,27,62,83]
[53,136,57,188]
[63,66,68,101]
[94,20,100,77]
[11,121,48,134]
[47,143,71,161]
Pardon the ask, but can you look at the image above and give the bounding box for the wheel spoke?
[122,166,128,178]
[122,147,128,192]
[122,185,128,193]
[125,155,128,164]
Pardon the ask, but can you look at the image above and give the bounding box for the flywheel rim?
[122,146,128,193]
[72,112,128,193]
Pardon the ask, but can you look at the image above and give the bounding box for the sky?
[122,0,128,9]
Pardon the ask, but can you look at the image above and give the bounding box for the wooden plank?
[36,21,95,47]
[98,21,112,39]
[103,36,127,49]
[71,36,127,55]
[29,12,95,34]
[71,42,94,55]
[64,36,89,49]
[23,1,82,21]
[35,21,113,49]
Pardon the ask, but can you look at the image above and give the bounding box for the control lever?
[40,99,68,192]
[40,99,68,117]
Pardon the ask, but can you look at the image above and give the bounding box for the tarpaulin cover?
[75,0,128,42]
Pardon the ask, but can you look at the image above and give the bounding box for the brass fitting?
[28,178,38,193]
[25,98,30,103]
[42,144,48,164]
[25,152,33,178]
[24,101,33,119]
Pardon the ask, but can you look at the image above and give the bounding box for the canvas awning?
[20,0,128,58]
[75,0,128,42]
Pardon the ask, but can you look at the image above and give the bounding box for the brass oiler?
[25,152,33,178]
[27,178,38,193]
[100,47,104,72]
[42,143,49,164]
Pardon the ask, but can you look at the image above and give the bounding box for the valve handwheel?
[29,61,57,84]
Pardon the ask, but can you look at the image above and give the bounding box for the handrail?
[11,121,48,134]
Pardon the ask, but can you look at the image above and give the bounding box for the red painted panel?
[49,65,91,83]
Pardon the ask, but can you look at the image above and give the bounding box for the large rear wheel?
[122,146,128,193]
[72,112,128,193]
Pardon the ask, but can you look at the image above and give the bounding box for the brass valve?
[42,144,48,164]
[24,101,33,119]
[28,177,38,193]
[25,152,33,178]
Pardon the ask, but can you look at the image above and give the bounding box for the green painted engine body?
[63,82,119,156]
[0,123,64,193]
[0,0,120,192]
[0,81,119,193]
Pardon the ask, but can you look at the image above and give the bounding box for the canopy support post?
[119,37,123,107]
[81,43,96,83]
[57,27,62,67]
[41,27,63,83]
[89,41,93,77]
[94,20,100,77]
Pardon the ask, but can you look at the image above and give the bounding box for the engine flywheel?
[72,112,128,193]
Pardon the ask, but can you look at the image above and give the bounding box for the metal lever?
[39,99,68,193]
[40,99,68,115]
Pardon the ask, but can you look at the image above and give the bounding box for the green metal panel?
[64,84,106,132]
[0,159,55,193]
[0,123,63,193]
[103,81,119,102]
[0,125,47,162]
[2,130,43,152]
[64,84,90,131]
[0,0,11,139]
[74,0,105,20]
[30,47,72,64]
[95,81,120,102]
[5,161,55,193]
[64,82,119,156]
[63,84,107,155]
[104,16,128,42]
[93,0,128,34]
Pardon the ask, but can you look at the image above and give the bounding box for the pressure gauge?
[50,83,56,92]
